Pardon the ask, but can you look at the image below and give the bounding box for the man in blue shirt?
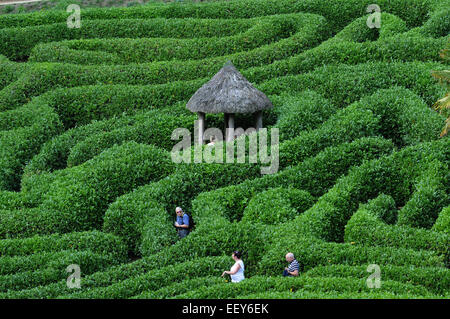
[175,207,190,239]
[283,252,300,277]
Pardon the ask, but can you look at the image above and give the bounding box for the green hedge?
[237,290,438,299]
[0,191,29,210]
[23,113,143,176]
[28,13,302,64]
[278,105,379,168]
[433,206,450,235]
[173,275,434,299]
[259,234,446,277]
[0,102,63,191]
[357,194,398,225]
[272,90,336,141]
[36,84,201,129]
[344,209,449,257]
[397,160,449,229]
[2,36,445,115]
[0,12,326,111]
[334,13,407,42]
[103,161,261,255]
[279,86,444,167]
[66,111,195,167]
[131,276,224,299]
[60,256,231,299]
[283,138,449,243]
[305,265,450,295]
[258,62,446,109]
[0,251,118,293]
[0,249,125,276]
[0,142,174,239]
[0,55,25,90]
[192,137,394,223]
[0,17,257,61]
[241,187,314,225]
[0,0,433,29]
[0,230,127,259]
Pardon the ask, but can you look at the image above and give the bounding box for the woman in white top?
[221,250,245,283]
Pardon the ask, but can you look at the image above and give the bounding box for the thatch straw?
[186,62,273,114]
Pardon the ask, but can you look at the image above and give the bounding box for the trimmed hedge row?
[0,0,433,30]
[119,136,392,256]
[59,256,231,299]
[397,160,449,229]
[244,32,447,89]
[357,87,444,147]
[333,13,407,42]
[0,99,54,131]
[272,90,336,141]
[278,137,449,243]
[23,112,147,176]
[433,206,450,235]
[103,161,261,255]
[236,290,439,299]
[35,83,201,129]
[0,55,25,91]
[258,234,446,277]
[357,194,398,225]
[305,265,450,295]
[131,276,224,299]
[0,250,118,293]
[0,230,127,259]
[66,112,195,167]
[344,209,449,257]
[0,17,258,61]
[0,12,327,111]
[0,249,125,276]
[0,228,244,299]
[173,275,434,299]
[28,13,304,65]
[278,86,443,168]
[0,142,174,239]
[258,61,446,110]
[0,102,63,191]
[192,137,394,223]
[241,187,314,225]
[1,36,445,114]
[0,191,30,210]
[406,7,450,38]
[0,253,180,299]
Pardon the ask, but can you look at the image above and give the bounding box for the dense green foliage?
[0,0,448,299]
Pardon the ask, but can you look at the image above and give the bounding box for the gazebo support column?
[197,112,205,145]
[224,113,229,139]
[226,113,235,142]
[255,111,263,131]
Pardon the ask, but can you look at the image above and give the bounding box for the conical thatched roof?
[186,62,273,114]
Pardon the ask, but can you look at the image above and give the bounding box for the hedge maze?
[0,0,448,298]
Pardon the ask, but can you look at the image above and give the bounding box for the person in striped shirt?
[283,252,299,277]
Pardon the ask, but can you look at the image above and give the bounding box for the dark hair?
[232,250,242,259]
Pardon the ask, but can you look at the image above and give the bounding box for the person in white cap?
[174,207,190,239]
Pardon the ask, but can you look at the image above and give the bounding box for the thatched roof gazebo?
[186,61,273,144]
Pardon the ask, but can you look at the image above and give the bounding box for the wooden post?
[255,111,263,131]
[224,113,229,139]
[198,112,205,145]
[227,113,235,142]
